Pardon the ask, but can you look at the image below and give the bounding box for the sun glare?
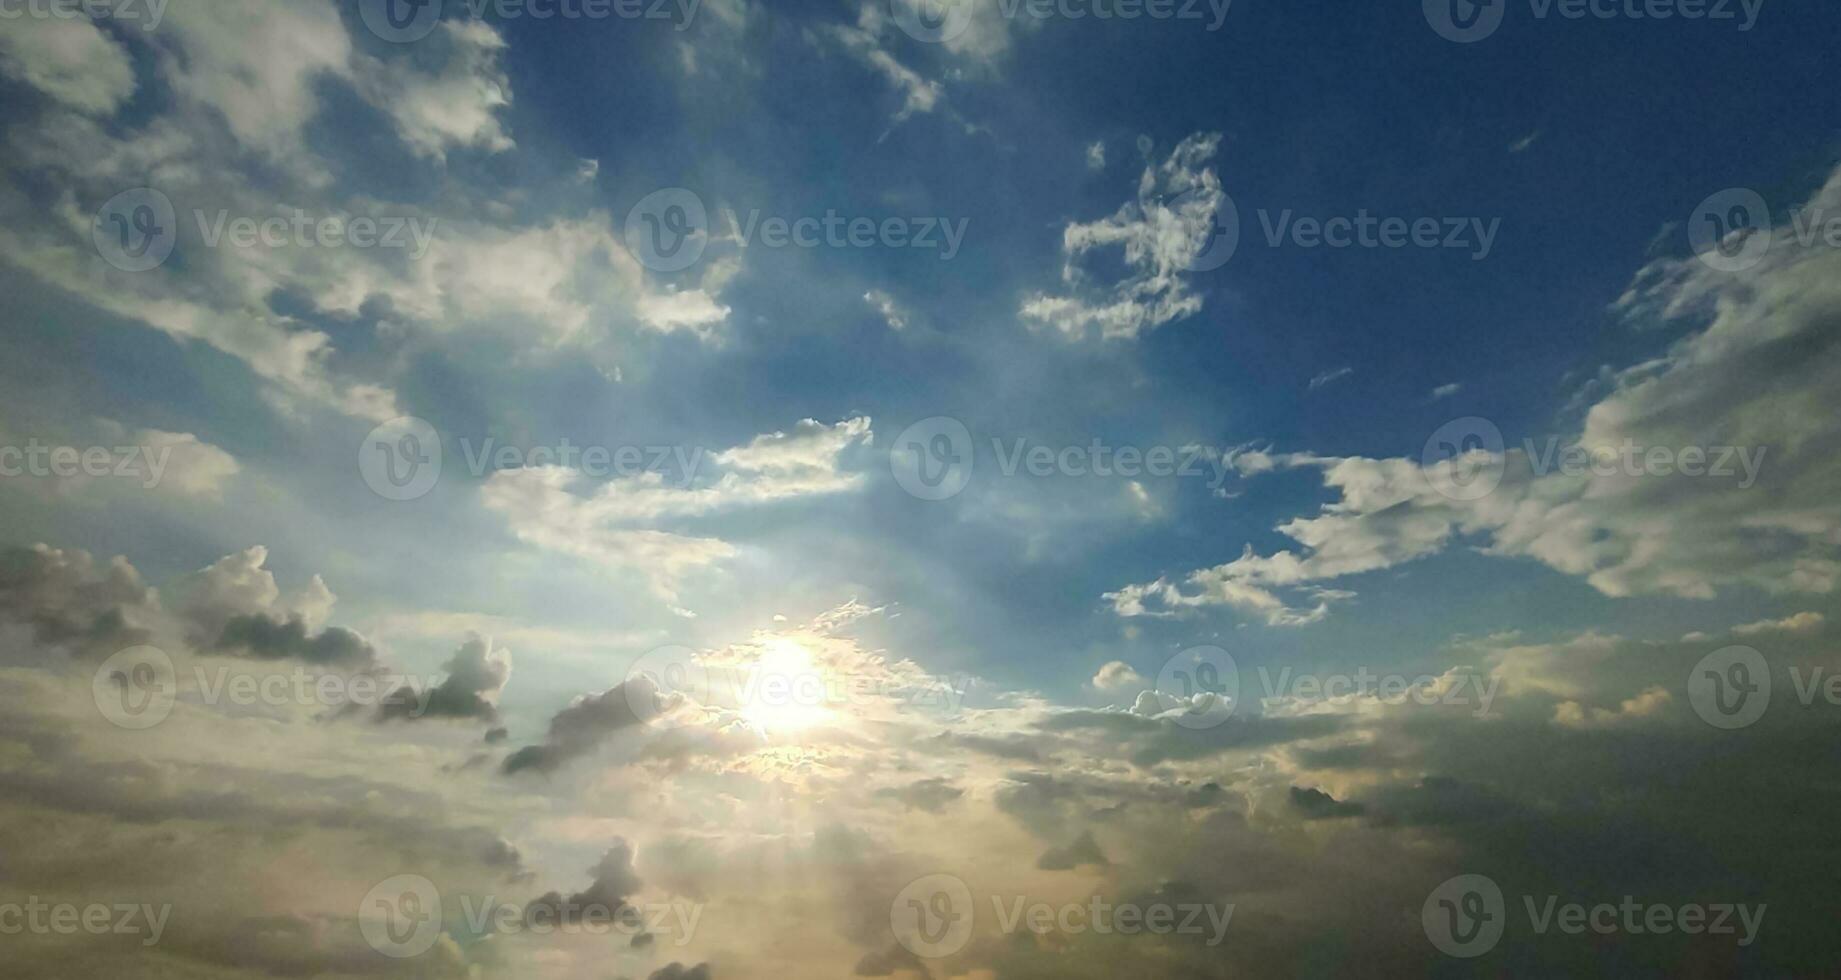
[738,639,834,734]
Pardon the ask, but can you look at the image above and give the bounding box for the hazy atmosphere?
[1,0,1838,976]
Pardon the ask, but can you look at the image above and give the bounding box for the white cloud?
[1090,660,1145,692]
[863,289,909,330]
[0,15,136,114]
[1021,132,1226,340]
[1309,367,1354,391]
[481,419,873,601]
[1113,165,1841,622]
[1732,612,1826,636]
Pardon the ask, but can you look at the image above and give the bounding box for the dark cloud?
[215,613,377,666]
[0,544,154,659]
[647,965,712,980]
[501,677,656,775]
[1288,786,1366,819]
[1036,829,1109,871]
[874,777,963,813]
[378,634,511,723]
[524,840,645,929]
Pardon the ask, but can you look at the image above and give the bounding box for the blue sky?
[0,0,1838,976]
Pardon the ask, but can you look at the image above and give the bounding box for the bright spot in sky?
[738,639,834,733]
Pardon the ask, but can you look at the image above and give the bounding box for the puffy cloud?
[1089,660,1145,692]
[502,677,657,775]
[1021,133,1227,340]
[1732,611,1826,636]
[0,15,136,114]
[378,633,512,723]
[0,544,156,659]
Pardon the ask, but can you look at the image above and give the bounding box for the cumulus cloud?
[0,16,136,114]
[1111,167,1841,622]
[1089,660,1145,692]
[1020,133,1227,340]
[0,544,155,659]
[502,677,657,775]
[378,633,512,723]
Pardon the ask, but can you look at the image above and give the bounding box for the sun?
[738,639,834,734]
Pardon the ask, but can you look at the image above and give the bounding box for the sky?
[0,0,1838,976]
